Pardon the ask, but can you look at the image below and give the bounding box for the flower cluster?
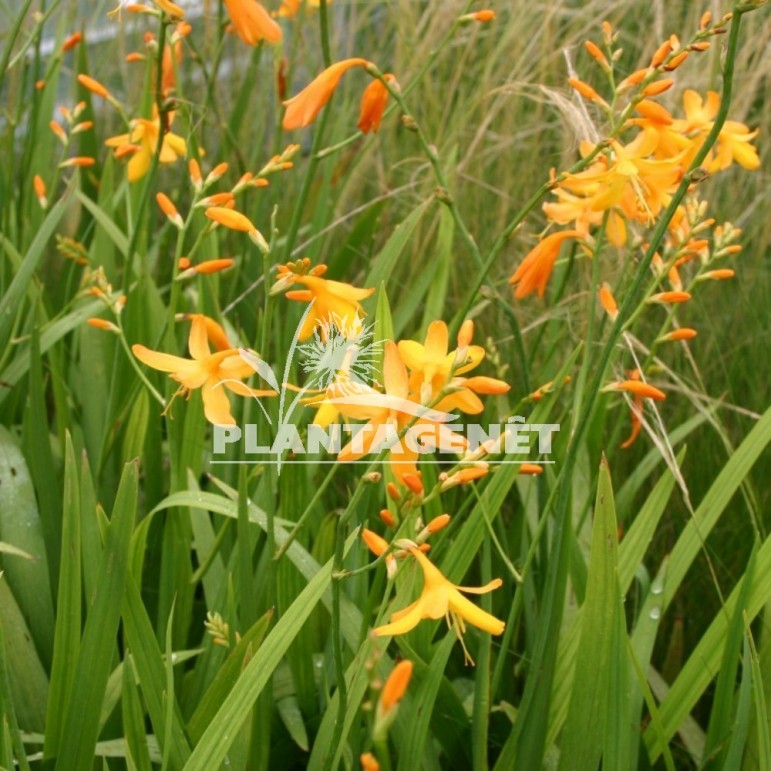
[510,16,759,300]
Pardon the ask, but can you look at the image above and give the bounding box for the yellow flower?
[152,0,185,19]
[563,129,684,223]
[397,320,508,410]
[397,320,482,396]
[509,230,581,299]
[279,265,374,341]
[679,89,759,172]
[374,547,505,664]
[283,58,369,130]
[224,0,282,46]
[132,314,274,425]
[336,342,466,483]
[105,108,186,182]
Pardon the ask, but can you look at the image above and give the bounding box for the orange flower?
[188,259,236,275]
[643,79,674,97]
[224,0,282,45]
[604,380,666,400]
[568,77,606,105]
[78,73,110,99]
[161,41,182,97]
[647,290,691,304]
[205,206,254,232]
[599,282,618,320]
[700,269,735,281]
[198,192,236,208]
[189,158,203,190]
[426,513,451,534]
[132,314,275,425]
[105,108,187,182]
[620,399,643,449]
[360,753,380,771]
[397,320,486,403]
[658,328,697,342]
[151,0,184,19]
[33,175,47,208]
[509,230,581,299]
[379,509,396,527]
[584,40,608,67]
[59,156,96,168]
[378,660,413,715]
[62,32,83,52]
[679,90,760,171]
[374,547,504,664]
[278,267,374,341]
[156,192,183,227]
[87,318,118,332]
[472,10,495,22]
[440,466,488,490]
[518,464,544,475]
[283,58,369,130]
[205,207,268,250]
[358,75,395,134]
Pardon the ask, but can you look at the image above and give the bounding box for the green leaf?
[43,433,81,761]
[76,188,128,257]
[0,579,48,732]
[0,598,31,771]
[187,610,273,744]
[121,576,192,769]
[644,531,771,762]
[364,200,431,289]
[121,654,153,771]
[184,533,358,770]
[0,183,70,356]
[0,425,54,668]
[558,457,625,771]
[56,461,137,769]
[703,545,756,768]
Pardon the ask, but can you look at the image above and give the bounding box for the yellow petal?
[396,340,427,372]
[424,320,448,362]
[374,600,425,636]
[132,344,190,373]
[188,315,210,360]
[127,145,152,182]
[383,342,408,399]
[456,578,503,595]
[201,377,236,425]
[448,589,505,635]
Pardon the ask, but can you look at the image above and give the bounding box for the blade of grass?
[56,461,137,768]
